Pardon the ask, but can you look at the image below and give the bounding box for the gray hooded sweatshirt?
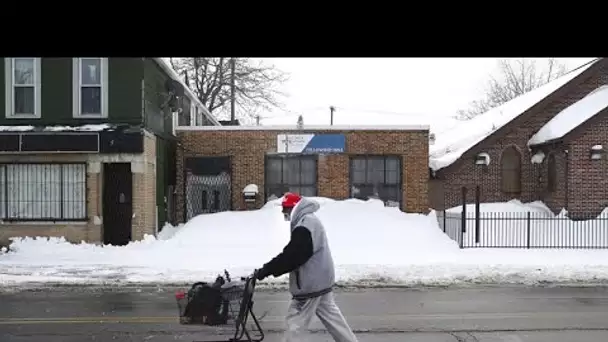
[288,197,336,299]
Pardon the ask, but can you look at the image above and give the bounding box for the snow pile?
[0,197,459,287]
[446,200,608,248]
[430,59,598,172]
[528,84,608,146]
[3,197,608,287]
[156,223,182,241]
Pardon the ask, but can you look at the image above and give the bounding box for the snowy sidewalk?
[2,198,608,287]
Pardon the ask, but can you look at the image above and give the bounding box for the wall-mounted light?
[591,144,605,160]
[475,152,491,166]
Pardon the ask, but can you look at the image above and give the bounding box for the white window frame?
[4,57,42,119]
[72,57,108,118]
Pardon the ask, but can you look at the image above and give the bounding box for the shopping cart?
[175,270,265,342]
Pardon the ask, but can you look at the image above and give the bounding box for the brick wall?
[131,132,157,240]
[566,111,608,216]
[432,60,608,212]
[176,128,429,222]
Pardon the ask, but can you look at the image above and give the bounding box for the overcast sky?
[253,58,594,130]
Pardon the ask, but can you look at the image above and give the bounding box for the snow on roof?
[153,58,221,127]
[429,59,600,172]
[0,124,113,132]
[528,84,608,146]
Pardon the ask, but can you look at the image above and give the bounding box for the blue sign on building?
[277,134,346,154]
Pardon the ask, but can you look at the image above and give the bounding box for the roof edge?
[431,57,603,175]
[531,106,608,148]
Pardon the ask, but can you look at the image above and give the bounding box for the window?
[177,96,192,126]
[4,58,41,118]
[0,163,87,221]
[547,153,557,192]
[350,156,401,206]
[500,146,522,193]
[72,58,108,117]
[265,155,317,200]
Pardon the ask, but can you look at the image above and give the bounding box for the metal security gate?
[184,157,232,220]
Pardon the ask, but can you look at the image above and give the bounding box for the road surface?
[2,285,608,341]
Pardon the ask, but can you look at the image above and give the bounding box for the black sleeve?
[260,226,313,277]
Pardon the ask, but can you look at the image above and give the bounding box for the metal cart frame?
[179,272,265,342]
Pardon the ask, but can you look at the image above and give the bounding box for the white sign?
[277,134,314,153]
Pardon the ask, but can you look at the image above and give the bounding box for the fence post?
[526,211,531,249]
[442,209,446,233]
[461,187,467,233]
[475,185,480,244]
[460,187,467,248]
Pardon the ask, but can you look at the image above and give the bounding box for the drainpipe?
[564,148,569,212]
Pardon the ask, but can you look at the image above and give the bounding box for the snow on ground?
[3,197,608,288]
[429,59,599,172]
[442,200,608,248]
[528,84,608,146]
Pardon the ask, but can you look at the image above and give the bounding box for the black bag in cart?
[175,269,265,342]
[179,275,230,325]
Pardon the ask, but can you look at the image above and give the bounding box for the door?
[103,163,133,246]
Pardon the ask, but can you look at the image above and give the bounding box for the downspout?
[564,148,569,212]
[141,57,146,129]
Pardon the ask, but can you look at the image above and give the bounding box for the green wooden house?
[0,57,218,246]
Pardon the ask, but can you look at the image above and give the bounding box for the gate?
[184,157,232,221]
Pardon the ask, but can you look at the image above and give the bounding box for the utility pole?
[230,57,236,123]
[329,106,335,126]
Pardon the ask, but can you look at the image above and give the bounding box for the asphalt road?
[2,285,608,341]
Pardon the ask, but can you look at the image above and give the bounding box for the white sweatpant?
[283,292,358,342]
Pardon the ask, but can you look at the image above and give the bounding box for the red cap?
[282,192,301,208]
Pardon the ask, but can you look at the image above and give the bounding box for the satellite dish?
[165,79,185,97]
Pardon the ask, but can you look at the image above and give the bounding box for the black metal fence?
[436,210,608,248]
[436,186,608,249]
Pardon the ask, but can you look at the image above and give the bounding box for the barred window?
[0,163,87,221]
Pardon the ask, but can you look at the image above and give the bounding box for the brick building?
[429,58,608,217]
[175,125,429,222]
[0,57,219,247]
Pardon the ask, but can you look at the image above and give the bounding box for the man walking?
[255,193,358,342]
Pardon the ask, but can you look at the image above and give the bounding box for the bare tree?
[455,58,569,120]
[169,58,289,123]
